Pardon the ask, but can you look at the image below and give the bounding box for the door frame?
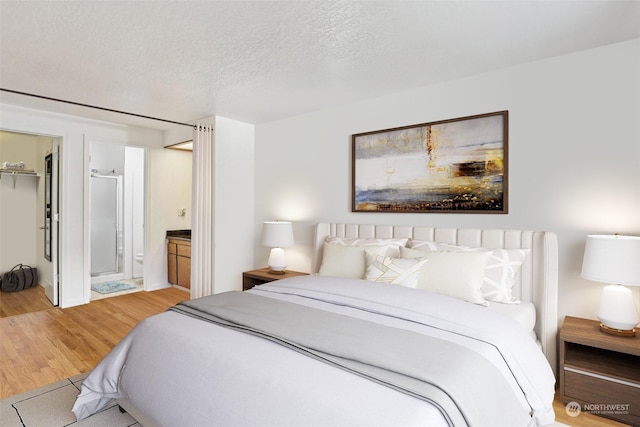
[44,139,60,305]
[84,137,148,299]
[0,129,61,306]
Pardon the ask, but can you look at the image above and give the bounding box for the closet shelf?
[0,170,41,189]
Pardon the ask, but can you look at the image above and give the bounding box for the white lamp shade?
[581,235,640,286]
[262,221,294,248]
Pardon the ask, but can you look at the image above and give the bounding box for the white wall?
[213,116,255,293]
[0,104,191,307]
[125,146,145,279]
[255,38,640,325]
[0,132,45,274]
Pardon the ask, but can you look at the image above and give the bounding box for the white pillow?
[326,236,408,258]
[364,252,428,288]
[401,245,528,303]
[409,249,492,306]
[482,249,529,303]
[319,243,395,279]
[407,239,467,252]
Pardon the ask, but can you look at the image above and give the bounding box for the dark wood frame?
[44,153,52,261]
[352,111,508,214]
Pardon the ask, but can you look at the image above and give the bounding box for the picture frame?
[352,111,508,213]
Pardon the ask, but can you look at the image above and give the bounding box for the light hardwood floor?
[0,287,629,426]
[0,285,55,318]
[0,287,188,399]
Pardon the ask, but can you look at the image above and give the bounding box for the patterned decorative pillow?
[400,245,529,304]
[326,236,409,258]
[364,252,428,288]
[481,249,529,303]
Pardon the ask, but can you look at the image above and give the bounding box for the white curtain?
[191,123,214,299]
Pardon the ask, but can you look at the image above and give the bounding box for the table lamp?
[262,221,294,274]
[581,234,640,337]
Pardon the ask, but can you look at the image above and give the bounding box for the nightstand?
[559,316,640,425]
[242,268,308,291]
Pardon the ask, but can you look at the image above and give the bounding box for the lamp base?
[267,268,286,275]
[599,323,636,337]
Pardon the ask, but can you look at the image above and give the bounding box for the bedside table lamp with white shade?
[262,221,294,274]
[581,234,640,337]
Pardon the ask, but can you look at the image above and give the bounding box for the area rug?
[1,375,573,427]
[0,373,139,426]
[91,282,135,294]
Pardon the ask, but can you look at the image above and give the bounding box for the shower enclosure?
[89,142,145,287]
[90,172,123,277]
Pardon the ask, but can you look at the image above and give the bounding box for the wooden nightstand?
[242,268,308,291]
[559,316,640,425]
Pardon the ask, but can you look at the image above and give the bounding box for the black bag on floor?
[0,264,38,292]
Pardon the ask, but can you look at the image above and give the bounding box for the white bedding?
[73,275,556,426]
[487,300,537,334]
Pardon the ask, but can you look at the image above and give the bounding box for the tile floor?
[0,373,139,427]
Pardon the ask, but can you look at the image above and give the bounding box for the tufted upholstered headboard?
[312,223,559,376]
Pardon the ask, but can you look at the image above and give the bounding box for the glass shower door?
[90,174,122,275]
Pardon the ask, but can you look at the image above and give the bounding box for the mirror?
[44,153,52,261]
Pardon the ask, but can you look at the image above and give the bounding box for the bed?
[73,222,559,427]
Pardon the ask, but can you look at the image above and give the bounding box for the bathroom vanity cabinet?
[167,237,191,289]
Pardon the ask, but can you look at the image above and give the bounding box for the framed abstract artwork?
[352,111,508,213]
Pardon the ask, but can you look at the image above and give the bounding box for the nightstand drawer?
[559,316,640,425]
[564,370,640,424]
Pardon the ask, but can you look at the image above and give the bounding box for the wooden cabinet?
[242,268,308,291]
[168,243,177,284]
[168,238,191,289]
[559,316,640,425]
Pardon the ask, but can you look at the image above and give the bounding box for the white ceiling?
[1,1,639,130]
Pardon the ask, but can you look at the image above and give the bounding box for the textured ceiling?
[1,1,639,129]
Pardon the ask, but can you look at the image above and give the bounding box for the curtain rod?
[0,88,196,129]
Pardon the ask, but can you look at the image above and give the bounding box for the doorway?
[0,130,60,316]
[89,141,145,300]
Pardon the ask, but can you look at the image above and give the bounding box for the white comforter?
[73,276,556,426]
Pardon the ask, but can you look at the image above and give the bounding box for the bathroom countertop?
[166,229,191,241]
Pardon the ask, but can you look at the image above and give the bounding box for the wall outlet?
[178,208,186,216]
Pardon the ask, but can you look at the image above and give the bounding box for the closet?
[0,130,58,308]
